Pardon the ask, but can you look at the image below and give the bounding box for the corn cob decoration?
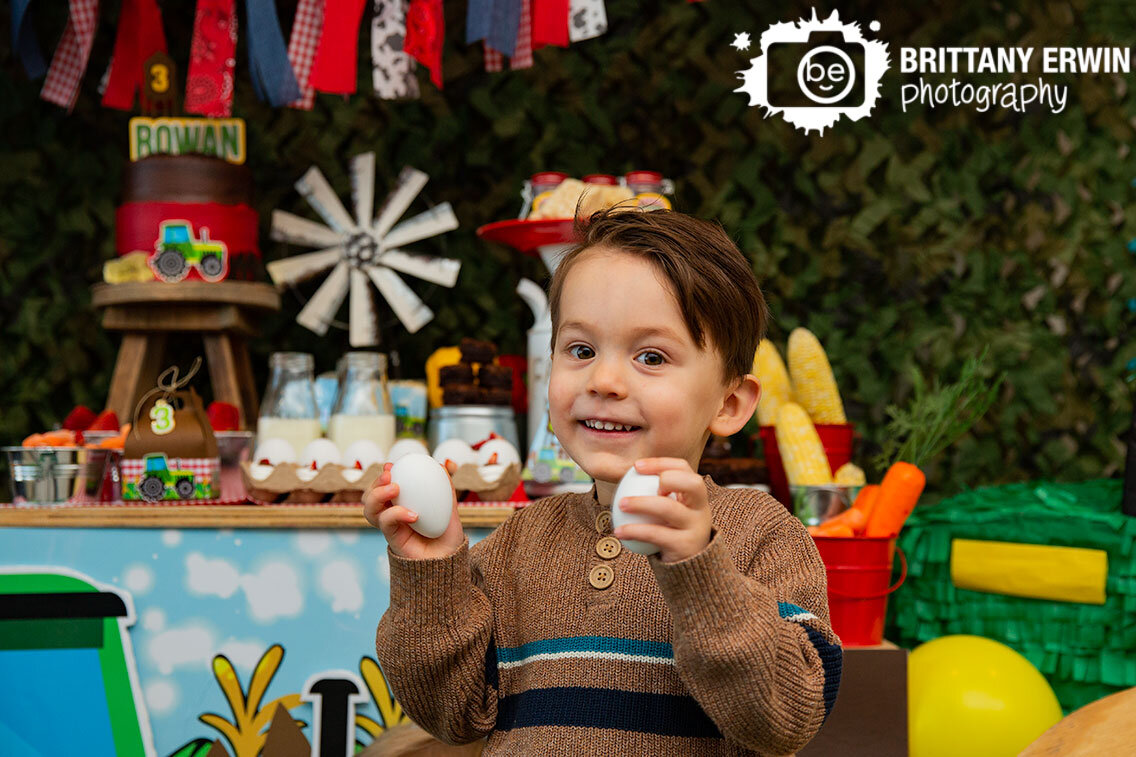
[834,462,866,486]
[776,402,833,486]
[788,328,846,424]
[753,339,793,426]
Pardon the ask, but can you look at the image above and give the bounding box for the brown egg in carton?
[240,462,385,504]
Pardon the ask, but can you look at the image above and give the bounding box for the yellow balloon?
[909,635,1063,757]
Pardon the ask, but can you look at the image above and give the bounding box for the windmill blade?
[365,265,433,334]
[270,210,345,249]
[296,166,357,234]
[349,268,379,347]
[266,246,342,288]
[372,166,428,239]
[296,262,350,336]
[351,153,376,229]
[381,203,459,249]
[378,249,461,288]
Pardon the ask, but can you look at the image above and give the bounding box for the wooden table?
[92,281,281,428]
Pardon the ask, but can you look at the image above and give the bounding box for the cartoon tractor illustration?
[138,453,196,501]
[149,219,228,282]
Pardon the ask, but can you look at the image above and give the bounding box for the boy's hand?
[615,458,712,563]
[363,462,465,560]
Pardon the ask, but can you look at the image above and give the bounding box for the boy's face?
[549,247,739,487]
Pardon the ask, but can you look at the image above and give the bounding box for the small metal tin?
[427,405,520,452]
[3,446,108,506]
[790,484,861,526]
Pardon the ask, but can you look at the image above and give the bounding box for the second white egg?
[611,467,674,556]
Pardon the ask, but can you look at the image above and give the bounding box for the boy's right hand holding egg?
[363,460,464,560]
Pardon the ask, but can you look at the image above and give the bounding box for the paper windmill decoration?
[268,153,461,346]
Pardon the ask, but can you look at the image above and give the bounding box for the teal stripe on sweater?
[497,636,673,664]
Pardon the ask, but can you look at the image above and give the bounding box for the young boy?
[366,207,842,756]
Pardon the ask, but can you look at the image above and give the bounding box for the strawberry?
[62,405,97,431]
[88,409,120,431]
[207,402,240,431]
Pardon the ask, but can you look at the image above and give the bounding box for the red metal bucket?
[812,535,907,647]
[760,423,854,506]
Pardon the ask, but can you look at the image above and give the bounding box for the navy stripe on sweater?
[496,686,723,738]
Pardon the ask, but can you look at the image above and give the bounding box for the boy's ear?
[709,374,760,437]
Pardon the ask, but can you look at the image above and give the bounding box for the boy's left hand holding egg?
[615,458,712,563]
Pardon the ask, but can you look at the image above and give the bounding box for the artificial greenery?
[1,0,1135,499]
[873,349,1004,471]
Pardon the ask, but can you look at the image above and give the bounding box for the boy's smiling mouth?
[580,418,642,433]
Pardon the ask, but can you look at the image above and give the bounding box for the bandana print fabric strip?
[244,0,301,105]
[12,0,48,79]
[40,0,101,110]
[286,0,324,109]
[567,0,606,43]
[371,0,420,99]
[308,0,367,94]
[531,0,568,50]
[100,0,168,111]
[184,0,237,117]
[510,0,533,70]
[404,0,444,88]
[465,0,490,45]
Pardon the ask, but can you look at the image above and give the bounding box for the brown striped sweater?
[375,478,842,756]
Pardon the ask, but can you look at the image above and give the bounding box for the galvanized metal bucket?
[4,446,109,505]
[790,484,861,526]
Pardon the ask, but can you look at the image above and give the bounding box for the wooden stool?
[92,282,281,429]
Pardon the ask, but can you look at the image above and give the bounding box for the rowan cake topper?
[268,154,460,345]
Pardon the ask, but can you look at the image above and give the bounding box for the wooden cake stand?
[92,281,281,428]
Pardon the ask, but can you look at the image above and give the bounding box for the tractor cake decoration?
[149,220,228,282]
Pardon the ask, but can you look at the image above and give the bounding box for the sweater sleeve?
[374,534,498,745]
[647,514,842,755]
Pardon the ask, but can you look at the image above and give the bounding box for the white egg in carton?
[241,436,523,503]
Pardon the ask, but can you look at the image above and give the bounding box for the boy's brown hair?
[548,206,768,381]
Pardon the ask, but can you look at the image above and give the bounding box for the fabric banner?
[286,0,325,109]
[101,0,168,111]
[12,0,48,79]
[488,0,521,58]
[531,0,568,50]
[308,0,367,94]
[184,0,238,117]
[567,0,607,43]
[510,0,533,69]
[41,0,101,110]
[371,0,420,99]
[404,0,444,89]
[244,0,301,105]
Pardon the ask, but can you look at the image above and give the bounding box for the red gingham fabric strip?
[510,0,532,70]
[40,0,101,110]
[484,42,503,71]
[287,0,324,109]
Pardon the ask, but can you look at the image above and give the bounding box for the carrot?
[818,506,867,534]
[813,521,854,538]
[864,462,926,538]
[851,484,880,520]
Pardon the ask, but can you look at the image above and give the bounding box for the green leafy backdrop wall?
[2,0,1134,497]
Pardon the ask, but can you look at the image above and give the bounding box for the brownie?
[483,387,513,406]
[439,362,474,386]
[478,363,514,389]
[442,383,480,405]
[698,457,769,485]
[459,337,497,364]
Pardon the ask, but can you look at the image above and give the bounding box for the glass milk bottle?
[258,352,322,456]
[328,352,396,456]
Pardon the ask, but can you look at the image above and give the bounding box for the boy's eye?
[636,351,665,367]
[568,345,595,360]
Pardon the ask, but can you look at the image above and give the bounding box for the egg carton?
[240,461,522,504]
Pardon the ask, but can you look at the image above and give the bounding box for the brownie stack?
[440,338,515,406]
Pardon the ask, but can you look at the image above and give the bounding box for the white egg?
[432,438,477,467]
[611,467,675,556]
[301,438,342,469]
[341,468,365,484]
[388,438,430,463]
[249,463,276,481]
[478,463,506,485]
[343,439,386,469]
[253,438,297,466]
[476,438,521,467]
[296,467,319,482]
[389,453,454,539]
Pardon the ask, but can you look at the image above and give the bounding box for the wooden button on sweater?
[588,564,614,589]
[595,510,612,533]
[596,536,622,559]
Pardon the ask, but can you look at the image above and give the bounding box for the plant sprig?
[873,348,1004,471]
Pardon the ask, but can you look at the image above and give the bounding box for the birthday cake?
[112,123,262,284]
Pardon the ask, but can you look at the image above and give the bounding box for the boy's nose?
[586,357,628,399]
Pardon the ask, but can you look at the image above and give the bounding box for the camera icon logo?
[736,10,890,134]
